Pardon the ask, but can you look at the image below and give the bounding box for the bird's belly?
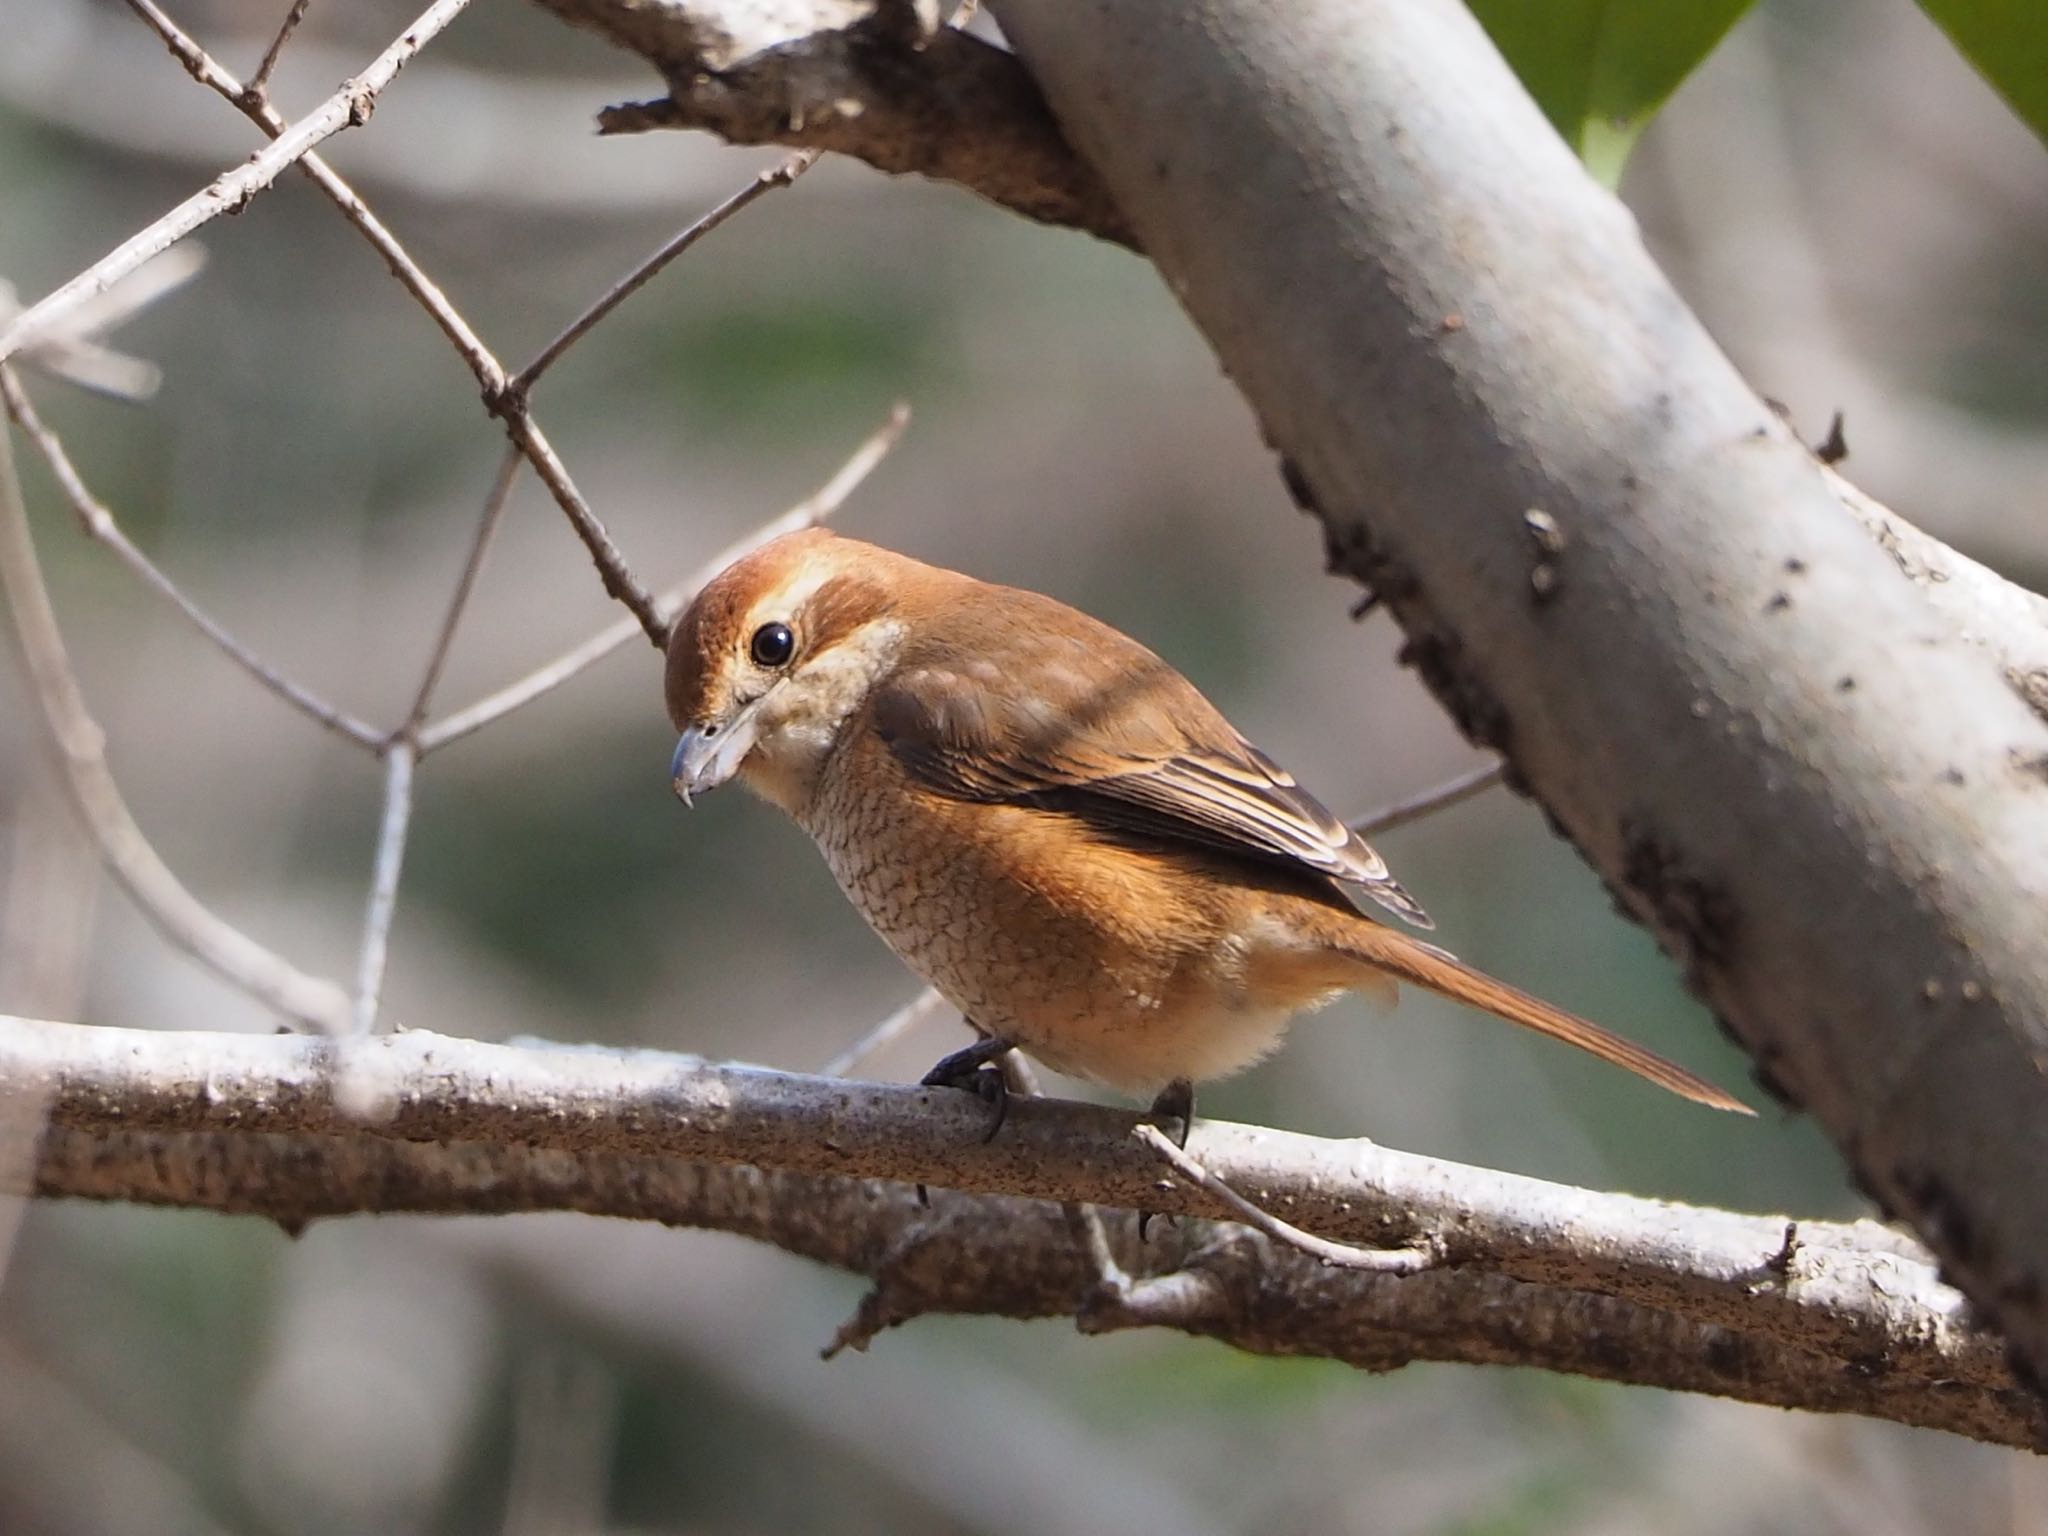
[803,780,1362,1094]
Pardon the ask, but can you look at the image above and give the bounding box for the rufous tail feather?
[1336,924,1753,1114]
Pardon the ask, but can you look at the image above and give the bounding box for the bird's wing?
[869,592,1432,927]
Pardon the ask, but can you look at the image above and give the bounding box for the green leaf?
[1915,0,2048,147]
[1467,0,1758,184]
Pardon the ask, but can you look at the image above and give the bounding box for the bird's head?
[664,528,912,816]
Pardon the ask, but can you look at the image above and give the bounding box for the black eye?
[749,621,795,668]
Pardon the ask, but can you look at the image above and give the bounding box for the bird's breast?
[799,730,1372,1092]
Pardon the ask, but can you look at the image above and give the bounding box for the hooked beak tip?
[668,735,695,807]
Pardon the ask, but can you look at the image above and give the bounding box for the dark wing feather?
[870,590,1432,927]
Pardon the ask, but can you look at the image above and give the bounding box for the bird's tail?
[1333,922,1753,1114]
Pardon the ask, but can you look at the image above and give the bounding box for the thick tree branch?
[977,0,2048,1393]
[3,1015,2034,1448]
[526,0,1135,247]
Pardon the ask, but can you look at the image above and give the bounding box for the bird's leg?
[920,1032,1013,1143]
[1145,1078,1196,1150]
[1136,1078,1196,1241]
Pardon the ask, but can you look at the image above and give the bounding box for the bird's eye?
[749,621,795,669]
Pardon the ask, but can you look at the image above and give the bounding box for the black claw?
[1146,1078,1196,1149]
[921,1036,1014,1142]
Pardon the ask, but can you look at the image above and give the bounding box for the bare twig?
[509,151,820,397]
[418,403,908,754]
[0,418,349,1033]
[1133,1124,1437,1273]
[821,987,951,1076]
[246,0,316,100]
[0,370,381,747]
[404,446,522,731]
[493,416,665,642]
[1350,760,1504,838]
[355,450,522,1033]
[117,0,664,642]
[0,243,207,401]
[0,0,478,368]
[351,743,418,1034]
[5,1015,2033,1449]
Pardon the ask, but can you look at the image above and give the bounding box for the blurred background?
[1,0,2045,1530]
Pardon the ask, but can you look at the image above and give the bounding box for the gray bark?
[4,1014,2037,1449]
[980,0,2048,1386]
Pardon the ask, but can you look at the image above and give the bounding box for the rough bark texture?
[5,1015,2040,1448]
[978,0,2048,1390]
[528,0,1135,246]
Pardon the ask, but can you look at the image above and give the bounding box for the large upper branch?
[509,0,2048,1388]
[4,1015,2038,1449]
[528,0,1134,247]
[981,0,2048,1387]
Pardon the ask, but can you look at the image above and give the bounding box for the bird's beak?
[670,695,769,806]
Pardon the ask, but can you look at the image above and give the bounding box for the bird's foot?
[1144,1078,1195,1149]
[1135,1078,1196,1240]
[920,1036,1014,1144]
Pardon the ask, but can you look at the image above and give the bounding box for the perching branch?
[3,1014,2033,1449]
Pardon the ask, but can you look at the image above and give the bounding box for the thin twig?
[0,369,381,747]
[418,404,909,755]
[1133,1124,1438,1274]
[246,0,316,100]
[352,742,417,1034]
[0,411,349,1032]
[822,986,951,1077]
[1351,759,1504,838]
[0,244,208,401]
[361,450,520,1032]
[0,0,477,368]
[403,445,521,731]
[509,151,820,397]
[117,0,664,641]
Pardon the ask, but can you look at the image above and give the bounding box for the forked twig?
[0,369,381,747]
[0,402,350,1033]
[351,447,518,1030]
[419,404,909,754]
[510,151,820,397]
[0,243,207,401]
[118,0,662,642]
[246,0,316,100]
[1133,1124,1439,1274]
[0,0,478,369]
[8,1,885,1043]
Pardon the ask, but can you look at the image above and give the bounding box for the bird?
[663,527,1750,1132]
